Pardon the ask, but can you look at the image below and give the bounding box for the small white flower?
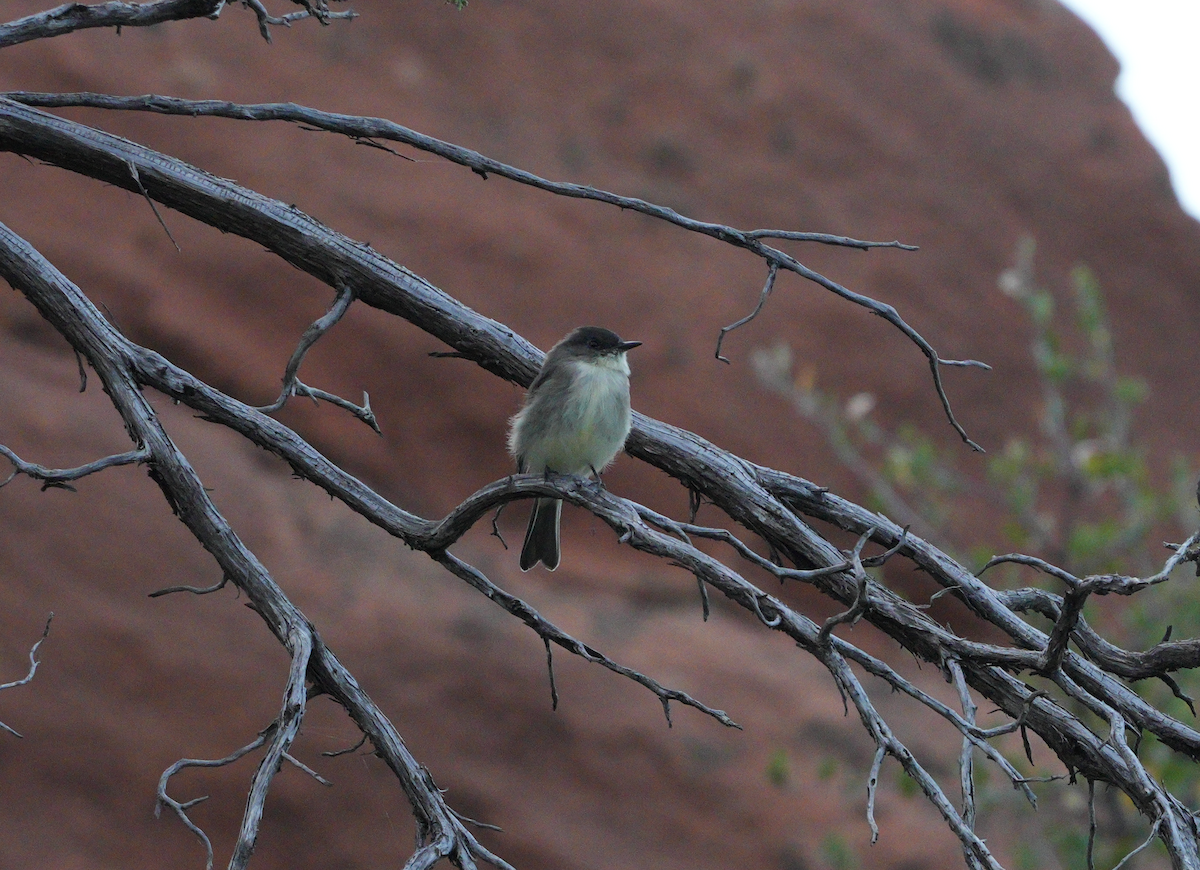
[845,392,875,422]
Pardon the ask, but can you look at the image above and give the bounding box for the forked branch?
[0,614,53,738]
[0,221,516,870]
[0,0,354,49]
[254,283,379,431]
[0,91,988,447]
[0,444,148,490]
[3,73,1200,870]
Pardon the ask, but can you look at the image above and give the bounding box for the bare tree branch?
[433,549,737,728]
[230,625,311,870]
[841,643,1036,808]
[1086,778,1097,870]
[1,127,1192,856]
[821,641,1002,867]
[1000,585,1200,691]
[320,732,366,758]
[3,218,734,733]
[0,614,52,738]
[983,536,1200,676]
[239,0,356,43]
[156,733,268,870]
[0,91,989,448]
[0,0,222,49]
[0,444,148,490]
[0,0,354,49]
[2,63,1200,868]
[715,262,778,363]
[254,282,379,431]
[125,159,180,251]
[0,221,516,870]
[760,467,1200,761]
[948,660,984,870]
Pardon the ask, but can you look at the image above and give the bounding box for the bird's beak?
[618,340,642,352]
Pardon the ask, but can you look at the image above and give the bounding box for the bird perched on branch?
[508,326,641,571]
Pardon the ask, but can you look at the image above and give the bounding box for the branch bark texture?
[1,41,1199,870]
[0,1,223,48]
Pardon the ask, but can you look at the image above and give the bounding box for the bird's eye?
[587,338,601,349]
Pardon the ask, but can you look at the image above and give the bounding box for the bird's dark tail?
[520,497,561,571]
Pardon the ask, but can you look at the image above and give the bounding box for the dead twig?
[1,90,988,447]
[254,283,379,432]
[716,262,778,363]
[0,445,148,491]
[0,614,53,738]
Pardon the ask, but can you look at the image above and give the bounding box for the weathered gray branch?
[237,0,356,43]
[1,88,1199,869]
[0,0,353,49]
[0,221,515,870]
[230,625,311,870]
[1000,585,1200,683]
[0,444,148,490]
[0,615,52,738]
[0,91,989,448]
[254,282,379,431]
[0,0,222,49]
[0,218,1018,865]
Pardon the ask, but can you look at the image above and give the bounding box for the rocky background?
[1,0,1197,867]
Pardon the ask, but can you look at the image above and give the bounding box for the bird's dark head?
[557,326,642,359]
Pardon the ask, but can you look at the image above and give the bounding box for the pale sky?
[1058,0,1200,219]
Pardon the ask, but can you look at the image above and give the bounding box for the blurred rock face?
[1,1,1198,868]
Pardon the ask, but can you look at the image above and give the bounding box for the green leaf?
[766,749,790,788]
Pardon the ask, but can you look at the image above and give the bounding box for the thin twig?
[969,690,1049,741]
[0,445,148,491]
[1086,778,1097,870]
[817,528,878,645]
[283,751,332,786]
[254,283,378,430]
[74,348,87,391]
[948,661,983,870]
[716,262,778,363]
[635,504,851,584]
[126,159,180,251]
[321,733,369,758]
[0,0,223,49]
[865,744,886,844]
[148,575,230,598]
[450,808,504,833]
[1110,819,1161,870]
[743,229,918,249]
[257,284,356,410]
[980,552,1081,586]
[0,613,52,693]
[155,734,270,870]
[0,614,53,738]
[231,625,312,869]
[238,0,357,42]
[544,637,559,711]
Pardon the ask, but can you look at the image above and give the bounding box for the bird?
[508,326,641,571]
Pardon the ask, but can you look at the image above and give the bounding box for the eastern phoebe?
[508,326,642,571]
